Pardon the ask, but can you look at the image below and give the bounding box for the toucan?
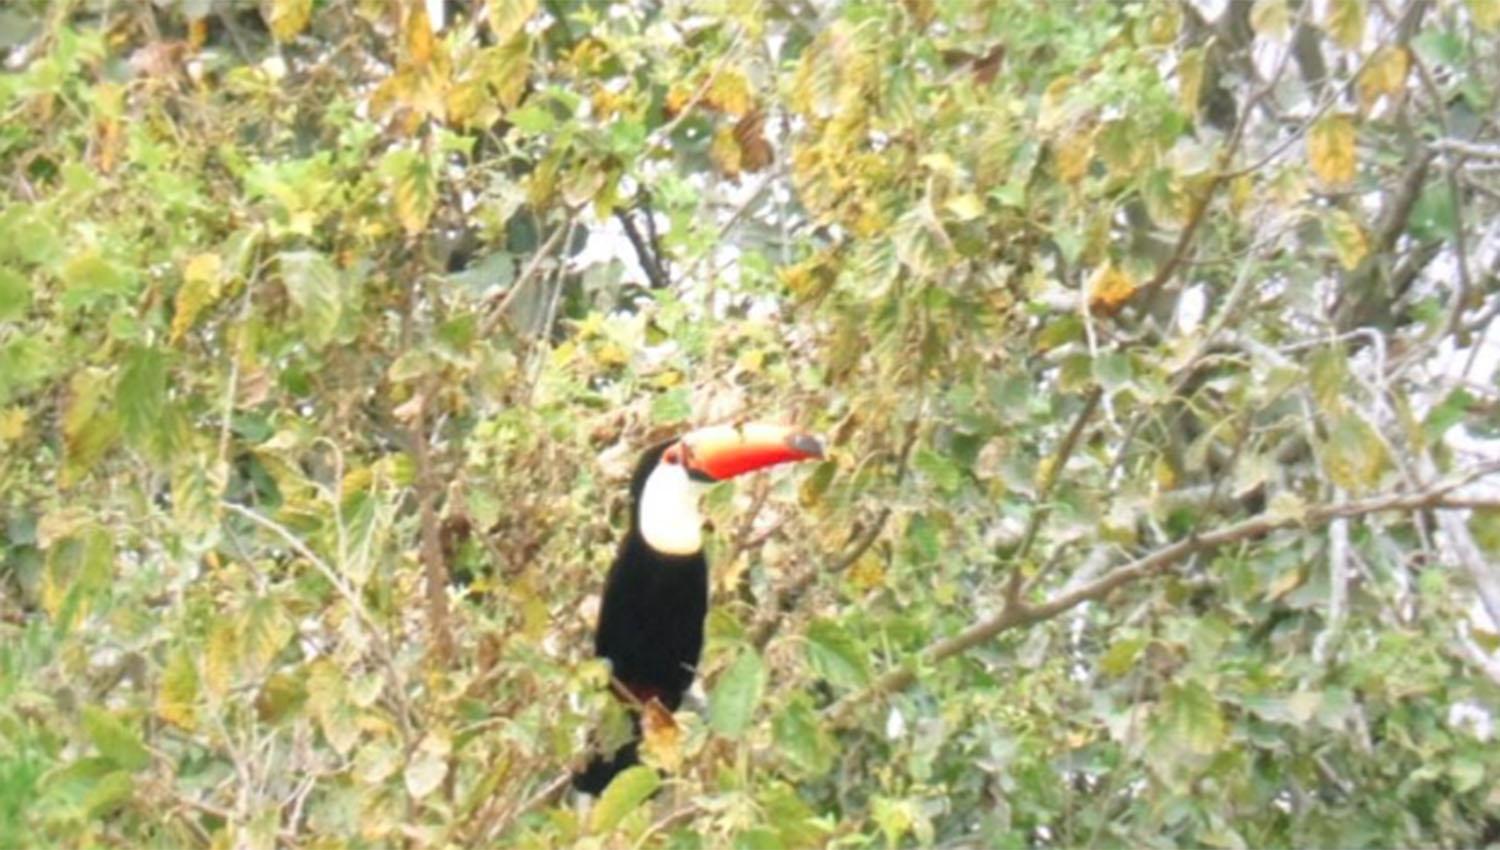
[573,422,824,794]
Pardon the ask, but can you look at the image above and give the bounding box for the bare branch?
[479,222,572,338]
[616,205,670,290]
[1432,138,1500,162]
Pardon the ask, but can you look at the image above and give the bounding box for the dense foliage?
[3,0,1500,847]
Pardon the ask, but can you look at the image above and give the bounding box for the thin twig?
[1010,387,1103,604]
[481,771,574,843]
[479,221,571,338]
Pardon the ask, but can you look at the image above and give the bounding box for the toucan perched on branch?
[573,422,824,794]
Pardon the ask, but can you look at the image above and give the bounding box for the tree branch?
[616,205,670,290]
[823,463,1500,725]
[479,221,571,338]
[1010,386,1102,604]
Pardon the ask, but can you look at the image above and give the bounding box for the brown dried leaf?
[640,699,681,772]
[1088,263,1137,315]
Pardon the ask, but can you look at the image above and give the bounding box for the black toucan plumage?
[573,423,823,794]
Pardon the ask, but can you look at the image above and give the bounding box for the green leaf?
[651,388,692,424]
[1099,636,1148,676]
[1321,413,1388,492]
[589,765,660,832]
[1157,681,1225,756]
[279,250,343,349]
[81,706,150,772]
[0,266,30,320]
[84,771,135,818]
[1469,509,1500,554]
[1409,182,1457,241]
[1093,352,1133,391]
[805,620,870,690]
[905,513,940,562]
[1037,315,1084,351]
[508,103,555,134]
[117,347,169,459]
[1449,754,1485,793]
[60,249,135,308]
[772,697,834,776]
[913,448,962,493]
[1422,389,1472,444]
[710,649,765,738]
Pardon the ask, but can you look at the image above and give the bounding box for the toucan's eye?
[663,446,682,465]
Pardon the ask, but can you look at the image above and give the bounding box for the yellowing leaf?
[204,619,238,698]
[156,646,200,730]
[1322,413,1388,492]
[710,123,744,177]
[1037,75,1075,133]
[1178,47,1205,116]
[1469,0,1500,29]
[404,732,451,800]
[171,252,223,345]
[239,596,292,676]
[1308,114,1358,186]
[307,659,361,754]
[1055,131,1092,183]
[639,700,681,772]
[1088,263,1137,315]
[1325,209,1368,270]
[944,193,985,222]
[1157,682,1225,756]
[488,0,538,44]
[847,551,885,592]
[1324,0,1366,49]
[404,3,436,67]
[1250,0,1291,39]
[706,68,754,117]
[1357,46,1408,112]
[391,153,436,235]
[0,406,27,443]
[262,0,311,42]
[40,527,112,628]
[61,369,119,488]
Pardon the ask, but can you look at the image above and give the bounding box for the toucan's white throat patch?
[639,460,705,556]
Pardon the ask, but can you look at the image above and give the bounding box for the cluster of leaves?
[2,0,1500,848]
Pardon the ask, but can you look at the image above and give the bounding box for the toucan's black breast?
[593,527,707,709]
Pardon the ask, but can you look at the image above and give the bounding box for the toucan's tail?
[571,738,640,795]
